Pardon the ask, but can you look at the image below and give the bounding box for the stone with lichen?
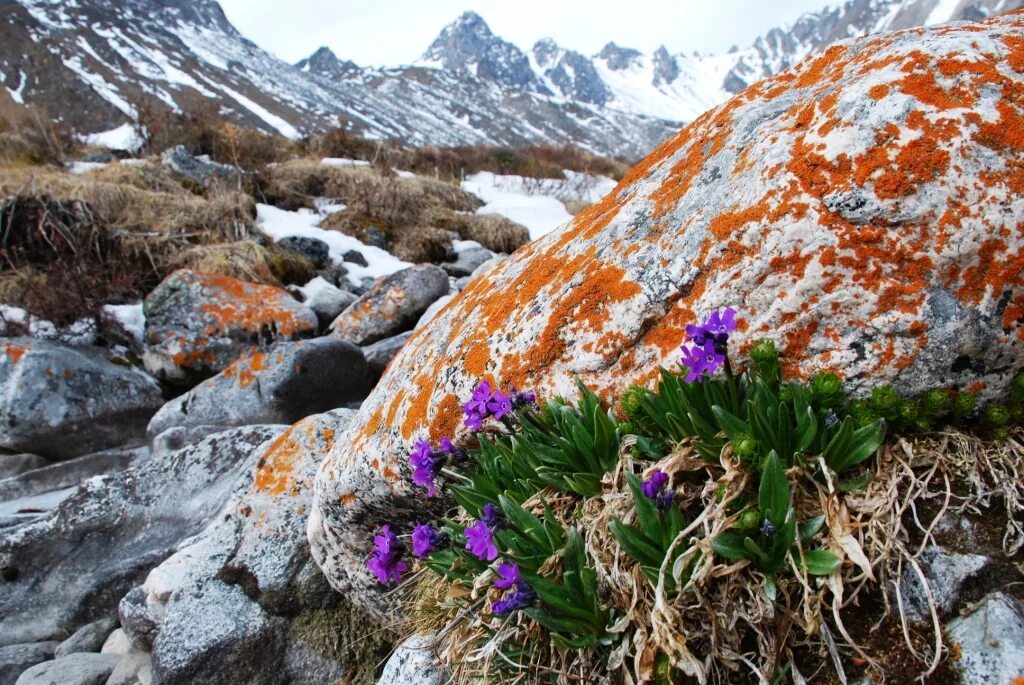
[142,269,318,385]
[309,13,1024,617]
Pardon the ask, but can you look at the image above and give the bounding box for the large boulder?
[146,339,370,440]
[138,410,384,685]
[329,265,450,345]
[309,15,1024,614]
[0,339,163,460]
[14,652,119,685]
[160,146,241,190]
[0,425,285,647]
[142,270,318,385]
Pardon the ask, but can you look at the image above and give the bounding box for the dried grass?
[404,429,1024,684]
[432,212,530,255]
[171,240,316,286]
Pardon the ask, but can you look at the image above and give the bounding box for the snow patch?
[217,84,299,139]
[925,0,963,25]
[102,302,145,347]
[256,204,411,286]
[82,123,142,151]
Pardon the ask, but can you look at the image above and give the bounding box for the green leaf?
[763,574,778,601]
[744,536,770,564]
[838,472,872,492]
[758,451,789,528]
[802,549,841,575]
[625,473,661,542]
[798,515,826,541]
[611,519,664,566]
[499,495,549,551]
[712,405,749,443]
[711,532,749,561]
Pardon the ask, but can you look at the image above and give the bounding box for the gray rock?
[146,339,370,440]
[277,236,330,269]
[0,448,144,504]
[330,265,450,345]
[160,146,240,190]
[947,593,1024,685]
[104,650,151,685]
[142,269,318,385]
[376,635,443,685]
[142,410,356,685]
[0,642,58,685]
[0,455,49,480]
[54,618,118,658]
[288,278,358,329]
[342,249,369,267]
[99,630,130,656]
[900,546,989,621]
[0,339,163,460]
[14,653,120,685]
[0,425,286,647]
[415,295,454,330]
[441,246,494,277]
[362,332,414,382]
[151,581,282,685]
[82,151,116,164]
[117,588,158,652]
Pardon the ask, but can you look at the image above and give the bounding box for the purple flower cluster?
[462,380,536,431]
[409,437,465,497]
[465,503,503,561]
[367,525,408,585]
[411,523,447,558]
[491,561,536,616]
[642,469,674,511]
[680,308,737,382]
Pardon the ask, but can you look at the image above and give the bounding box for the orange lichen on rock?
[2,341,27,365]
[194,272,314,338]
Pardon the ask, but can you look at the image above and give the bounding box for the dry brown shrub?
[89,160,191,194]
[171,240,316,286]
[562,199,592,215]
[433,212,530,254]
[389,227,457,264]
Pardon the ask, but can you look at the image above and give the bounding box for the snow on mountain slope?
[2,0,1021,159]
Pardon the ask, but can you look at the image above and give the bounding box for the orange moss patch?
[193,271,315,338]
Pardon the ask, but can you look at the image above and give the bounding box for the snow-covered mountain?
[1,0,1020,158]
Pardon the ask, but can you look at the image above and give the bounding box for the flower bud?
[733,433,758,460]
[923,388,953,416]
[738,508,762,530]
[954,392,977,419]
[870,385,901,419]
[749,339,777,365]
[811,371,844,407]
[984,404,1010,427]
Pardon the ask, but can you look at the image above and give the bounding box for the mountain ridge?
[1,0,1021,157]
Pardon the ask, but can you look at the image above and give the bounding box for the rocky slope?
[2,0,1022,157]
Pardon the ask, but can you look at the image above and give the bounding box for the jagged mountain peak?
[595,42,643,70]
[296,46,359,79]
[419,10,546,92]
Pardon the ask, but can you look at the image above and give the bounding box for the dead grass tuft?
[171,240,316,286]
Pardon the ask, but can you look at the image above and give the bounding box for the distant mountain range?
[0,0,1020,158]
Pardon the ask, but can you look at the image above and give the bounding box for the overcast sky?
[218,0,835,66]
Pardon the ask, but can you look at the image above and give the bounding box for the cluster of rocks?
[1,221,498,681]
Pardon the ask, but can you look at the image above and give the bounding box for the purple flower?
[705,307,737,338]
[642,470,670,499]
[464,412,484,431]
[492,585,535,616]
[679,343,710,382]
[510,386,537,408]
[481,503,503,527]
[685,322,710,347]
[494,561,521,589]
[409,439,442,496]
[465,520,499,560]
[411,523,446,558]
[487,388,513,420]
[697,339,726,376]
[642,469,675,511]
[367,525,408,585]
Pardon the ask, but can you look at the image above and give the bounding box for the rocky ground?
[2,10,1024,685]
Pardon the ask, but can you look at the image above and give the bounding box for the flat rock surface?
[947,592,1024,684]
[0,642,58,685]
[14,652,119,685]
[0,425,285,647]
[0,339,163,460]
[310,14,1024,615]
